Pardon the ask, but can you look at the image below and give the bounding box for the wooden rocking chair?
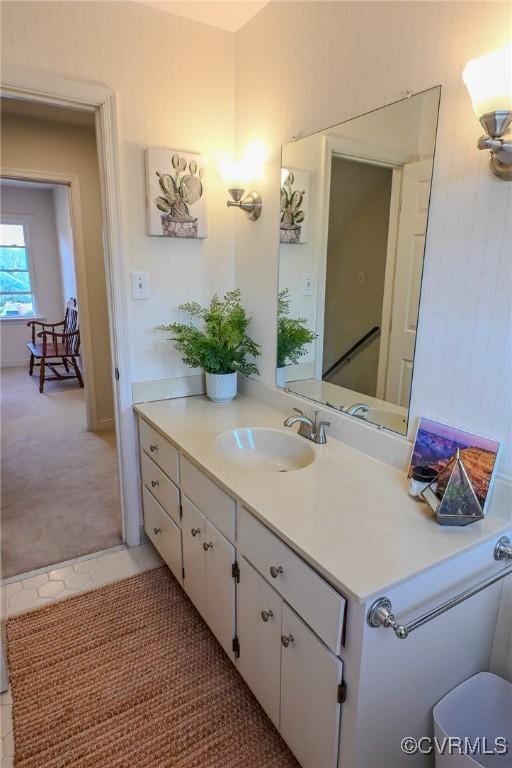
[27,298,84,393]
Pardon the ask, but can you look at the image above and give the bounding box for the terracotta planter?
[280,225,301,244]
[205,372,237,403]
[161,214,198,238]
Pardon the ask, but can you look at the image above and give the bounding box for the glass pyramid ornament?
[421,448,484,526]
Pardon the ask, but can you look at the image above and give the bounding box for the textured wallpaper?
[2,0,236,384]
[234,1,512,479]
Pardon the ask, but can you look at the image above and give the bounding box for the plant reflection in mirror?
[277,289,317,369]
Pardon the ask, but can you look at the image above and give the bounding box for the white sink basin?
[215,428,316,473]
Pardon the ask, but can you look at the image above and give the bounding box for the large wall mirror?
[276,86,441,435]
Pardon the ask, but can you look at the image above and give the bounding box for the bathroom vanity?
[134,394,510,768]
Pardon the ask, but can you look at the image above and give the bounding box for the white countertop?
[135,395,509,603]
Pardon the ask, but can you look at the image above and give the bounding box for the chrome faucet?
[284,408,331,445]
[343,403,370,417]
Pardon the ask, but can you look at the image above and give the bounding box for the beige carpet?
[1,366,122,577]
[7,567,299,768]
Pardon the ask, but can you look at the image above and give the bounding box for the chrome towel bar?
[367,536,512,640]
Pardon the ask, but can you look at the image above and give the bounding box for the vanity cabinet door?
[182,496,208,621]
[280,604,343,768]
[237,557,282,728]
[143,488,182,584]
[203,518,235,657]
[182,496,236,658]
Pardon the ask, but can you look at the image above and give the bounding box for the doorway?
[1,99,122,577]
[323,155,394,398]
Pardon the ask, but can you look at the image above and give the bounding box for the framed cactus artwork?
[280,168,309,244]
[145,147,208,238]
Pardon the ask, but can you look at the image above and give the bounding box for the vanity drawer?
[180,456,235,542]
[139,418,179,485]
[238,506,345,655]
[141,452,181,526]
[143,487,182,583]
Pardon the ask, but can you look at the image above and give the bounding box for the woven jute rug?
[7,567,299,768]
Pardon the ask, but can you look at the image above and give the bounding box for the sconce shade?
[218,141,268,186]
[462,43,512,118]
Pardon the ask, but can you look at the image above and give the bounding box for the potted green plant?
[157,290,259,402]
[276,289,317,387]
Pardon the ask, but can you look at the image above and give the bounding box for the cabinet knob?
[151,480,159,488]
[281,634,294,648]
[203,542,213,551]
[153,527,162,535]
[149,444,158,452]
[261,610,274,623]
[191,528,201,537]
[270,565,284,579]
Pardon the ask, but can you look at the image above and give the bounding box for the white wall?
[0,184,63,367]
[53,185,77,307]
[1,0,235,389]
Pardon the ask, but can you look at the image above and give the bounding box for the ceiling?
[0,178,60,191]
[133,0,270,32]
[1,98,96,127]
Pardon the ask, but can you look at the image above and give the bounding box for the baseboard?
[1,359,30,368]
[132,374,205,404]
[91,417,115,433]
[284,360,316,382]
[490,475,512,521]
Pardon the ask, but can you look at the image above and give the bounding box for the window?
[0,221,36,317]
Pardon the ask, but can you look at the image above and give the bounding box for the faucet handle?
[293,407,305,417]
[316,420,331,444]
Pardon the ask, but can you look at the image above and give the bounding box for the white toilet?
[433,672,512,767]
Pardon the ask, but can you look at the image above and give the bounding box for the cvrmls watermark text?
[400,736,509,756]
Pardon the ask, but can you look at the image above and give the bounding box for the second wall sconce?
[463,43,512,180]
[226,188,262,221]
[219,141,267,220]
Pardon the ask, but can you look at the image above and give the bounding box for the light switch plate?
[131,271,150,300]
[302,273,314,295]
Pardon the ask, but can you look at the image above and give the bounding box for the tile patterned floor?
[0,543,163,767]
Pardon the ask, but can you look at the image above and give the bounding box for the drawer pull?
[270,565,284,579]
[153,527,162,535]
[202,542,213,551]
[149,444,158,452]
[261,610,274,623]
[191,527,201,537]
[281,634,294,648]
[151,480,159,488]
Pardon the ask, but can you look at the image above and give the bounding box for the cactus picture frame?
[280,167,309,244]
[146,147,208,238]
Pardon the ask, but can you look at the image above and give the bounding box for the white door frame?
[1,66,141,547]
[315,135,402,386]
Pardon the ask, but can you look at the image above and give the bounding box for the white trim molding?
[132,374,205,404]
[1,66,141,547]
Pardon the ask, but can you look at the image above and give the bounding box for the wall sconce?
[219,141,267,220]
[463,43,512,180]
[226,189,262,221]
